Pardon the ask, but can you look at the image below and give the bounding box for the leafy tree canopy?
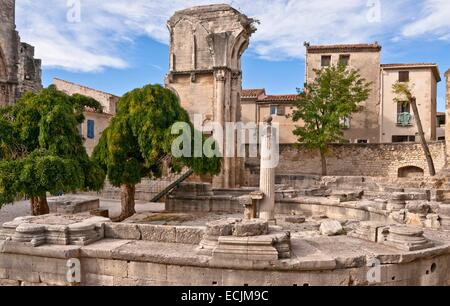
[0,85,106,208]
[292,64,372,152]
[92,84,221,188]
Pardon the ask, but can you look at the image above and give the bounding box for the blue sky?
[15,0,450,111]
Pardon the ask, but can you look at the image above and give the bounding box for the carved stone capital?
[215,69,226,82]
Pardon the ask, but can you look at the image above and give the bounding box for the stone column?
[214,69,227,188]
[259,117,276,221]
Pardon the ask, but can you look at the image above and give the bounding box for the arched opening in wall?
[398,166,424,178]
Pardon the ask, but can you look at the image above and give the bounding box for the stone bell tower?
[0,0,42,106]
[166,4,257,188]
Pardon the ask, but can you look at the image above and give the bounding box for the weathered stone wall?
[0,0,42,105]
[244,142,446,185]
[445,69,450,164]
[1,237,450,286]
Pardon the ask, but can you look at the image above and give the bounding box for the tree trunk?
[319,149,327,176]
[30,196,50,216]
[118,184,136,221]
[411,97,436,176]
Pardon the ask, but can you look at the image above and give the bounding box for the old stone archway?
[398,166,425,178]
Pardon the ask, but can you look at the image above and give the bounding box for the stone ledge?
[104,223,205,245]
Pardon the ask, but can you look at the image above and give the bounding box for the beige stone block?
[175,226,205,245]
[0,268,8,279]
[166,265,220,286]
[127,261,167,281]
[31,257,68,275]
[113,276,161,286]
[139,225,176,243]
[104,223,141,240]
[0,279,20,286]
[38,272,70,286]
[81,258,127,277]
[83,273,114,286]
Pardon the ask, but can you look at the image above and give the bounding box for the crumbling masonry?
[0,0,42,105]
[165,4,257,188]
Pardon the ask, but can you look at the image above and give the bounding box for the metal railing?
[396,112,414,127]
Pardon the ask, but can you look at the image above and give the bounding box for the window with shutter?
[321,55,331,67]
[399,71,409,82]
[87,120,95,139]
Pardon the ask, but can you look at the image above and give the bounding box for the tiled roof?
[305,43,381,53]
[381,63,441,82]
[261,95,298,102]
[445,68,450,76]
[381,63,437,68]
[242,88,266,99]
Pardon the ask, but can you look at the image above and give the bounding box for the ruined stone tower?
[445,69,450,165]
[166,4,256,188]
[0,0,42,106]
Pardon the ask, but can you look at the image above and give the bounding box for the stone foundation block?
[104,223,141,240]
[233,220,269,237]
[175,226,205,245]
[139,225,176,243]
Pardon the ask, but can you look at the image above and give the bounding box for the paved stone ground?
[0,197,165,225]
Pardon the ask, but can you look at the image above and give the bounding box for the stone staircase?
[90,168,193,202]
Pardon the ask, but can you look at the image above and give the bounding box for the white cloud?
[402,0,450,39]
[12,0,444,72]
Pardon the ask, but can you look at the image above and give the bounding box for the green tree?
[92,84,221,221]
[0,85,106,215]
[292,64,371,176]
[393,82,436,176]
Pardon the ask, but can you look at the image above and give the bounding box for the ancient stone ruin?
[0,0,42,105]
[2,3,450,287]
[166,4,257,189]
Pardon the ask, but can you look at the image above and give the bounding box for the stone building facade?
[165,4,257,188]
[305,43,382,143]
[244,43,442,145]
[380,64,440,143]
[241,89,298,144]
[53,79,118,156]
[0,0,42,105]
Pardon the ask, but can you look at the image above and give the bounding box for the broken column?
[259,116,276,222]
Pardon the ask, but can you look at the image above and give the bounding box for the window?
[340,117,351,129]
[270,105,277,116]
[277,106,286,116]
[437,115,446,127]
[87,120,95,139]
[392,135,416,143]
[339,55,350,66]
[321,55,331,67]
[399,71,409,82]
[397,102,412,126]
[357,139,368,144]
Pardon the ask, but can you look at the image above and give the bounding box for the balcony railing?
[397,112,414,127]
